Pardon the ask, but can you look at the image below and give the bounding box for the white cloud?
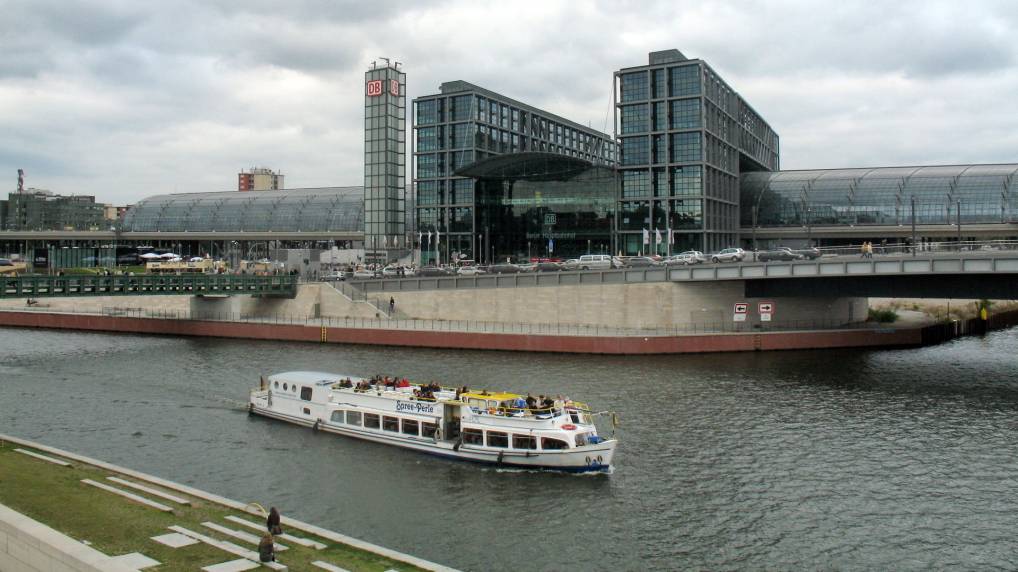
[1,0,1016,204]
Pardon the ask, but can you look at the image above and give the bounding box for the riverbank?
[0,433,453,572]
[0,307,926,354]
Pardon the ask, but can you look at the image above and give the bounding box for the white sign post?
[759,301,774,322]
[733,302,748,322]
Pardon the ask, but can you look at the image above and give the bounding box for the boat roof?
[268,371,350,385]
[461,391,520,401]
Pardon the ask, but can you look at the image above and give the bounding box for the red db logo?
[389,79,399,96]
[366,80,383,97]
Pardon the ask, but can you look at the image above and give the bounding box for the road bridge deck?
[352,251,1018,299]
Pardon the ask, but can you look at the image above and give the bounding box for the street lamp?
[910,195,917,257]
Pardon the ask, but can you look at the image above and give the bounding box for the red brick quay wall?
[0,310,930,355]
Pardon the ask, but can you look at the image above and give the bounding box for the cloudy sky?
[2,0,1016,205]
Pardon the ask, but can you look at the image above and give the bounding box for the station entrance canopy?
[455,152,616,261]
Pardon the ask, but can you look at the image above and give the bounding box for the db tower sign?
[367,79,400,97]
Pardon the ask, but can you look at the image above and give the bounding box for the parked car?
[516,263,537,273]
[456,266,487,276]
[577,254,615,270]
[535,262,564,272]
[793,246,822,260]
[678,250,706,264]
[381,265,403,277]
[756,247,802,262]
[0,258,13,266]
[562,258,580,270]
[620,256,661,267]
[488,263,521,274]
[417,266,452,277]
[352,268,377,279]
[711,248,746,263]
[322,271,346,281]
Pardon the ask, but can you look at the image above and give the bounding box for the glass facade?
[741,164,1018,228]
[364,64,406,263]
[615,50,779,255]
[412,81,616,264]
[475,164,617,261]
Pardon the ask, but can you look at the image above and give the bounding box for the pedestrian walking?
[389,296,395,314]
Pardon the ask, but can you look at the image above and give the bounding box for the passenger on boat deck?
[398,378,410,388]
[480,389,490,396]
[542,396,555,410]
[511,396,527,414]
[525,393,537,410]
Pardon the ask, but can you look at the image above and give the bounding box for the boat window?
[422,421,438,438]
[512,434,537,450]
[330,411,344,423]
[487,431,509,448]
[346,411,361,426]
[382,416,399,432]
[541,437,569,450]
[300,387,313,401]
[302,407,310,415]
[274,381,279,389]
[467,398,485,410]
[462,428,483,445]
[574,433,588,447]
[402,419,419,436]
[283,383,288,391]
[364,413,380,429]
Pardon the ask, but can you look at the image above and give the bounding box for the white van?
[577,254,616,270]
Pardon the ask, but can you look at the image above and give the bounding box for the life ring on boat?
[561,424,577,430]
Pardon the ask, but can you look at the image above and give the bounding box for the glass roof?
[122,187,365,232]
[741,164,1018,227]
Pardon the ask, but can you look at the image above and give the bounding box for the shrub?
[868,308,898,323]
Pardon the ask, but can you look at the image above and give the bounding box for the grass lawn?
[0,441,427,571]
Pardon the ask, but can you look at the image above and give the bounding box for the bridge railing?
[0,273,298,298]
[0,303,883,337]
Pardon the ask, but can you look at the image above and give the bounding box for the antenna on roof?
[394,61,402,70]
[379,57,390,67]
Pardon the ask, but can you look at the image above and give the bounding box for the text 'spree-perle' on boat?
[249,371,618,473]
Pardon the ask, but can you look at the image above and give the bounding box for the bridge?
[0,273,298,299]
[353,251,1018,299]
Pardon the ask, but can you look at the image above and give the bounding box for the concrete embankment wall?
[0,504,136,572]
[0,281,866,330]
[0,310,924,354]
[383,281,867,329]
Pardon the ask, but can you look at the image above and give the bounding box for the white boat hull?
[249,403,617,473]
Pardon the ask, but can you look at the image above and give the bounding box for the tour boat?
[249,371,618,473]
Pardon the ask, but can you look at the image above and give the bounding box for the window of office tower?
[620,71,649,102]
[670,99,701,130]
[620,136,650,166]
[416,99,438,125]
[670,132,701,163]
[669,65,701,97]
[620,104,649,134]
[451,95,472,121]
[622,171,650,198]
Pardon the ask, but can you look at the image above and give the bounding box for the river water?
[2,326,1017,571]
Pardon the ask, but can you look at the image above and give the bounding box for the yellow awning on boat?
[461,391,520,402]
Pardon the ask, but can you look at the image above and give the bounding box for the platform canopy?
[454,152,594,182]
